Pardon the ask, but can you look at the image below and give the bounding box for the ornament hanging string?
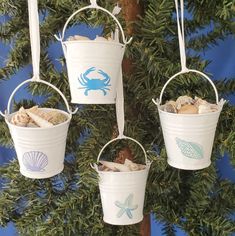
[1,0,78,115]
[152,0,220,106]
[28,0,40,80]
[13,0,77,114]
[96,70,148,163]
[174,0,187,72]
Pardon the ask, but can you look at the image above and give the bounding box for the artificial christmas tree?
[0,0,235,235]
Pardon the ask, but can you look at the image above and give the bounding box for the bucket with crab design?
[56,1,131,104]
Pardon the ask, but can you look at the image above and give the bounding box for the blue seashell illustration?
[115,193,138,219]
[175,137,204,159]
[22,151,48,172]
[78,67,111,96]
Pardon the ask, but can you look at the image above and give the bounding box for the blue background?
[0,20,234,236]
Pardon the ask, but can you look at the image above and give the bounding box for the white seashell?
[161,100,177,113]
[27,122,39,128]
[67,35,90,41]
[94,36,108,41]
[99,161,130,172]
[11,107,30,127]
[28,107,67,125]
[176,96,193,110]
[124,159,145,171]
[198,104,218,114]
[22,151,48,172]
[26,111,53,128]
[194,97,208,108]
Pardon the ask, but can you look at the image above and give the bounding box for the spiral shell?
[22,151,48,172]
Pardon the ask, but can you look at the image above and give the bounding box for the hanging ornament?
[152,0,226,170]
[0,0,76,179]
[55,0,132,104]
[91,64,151,225]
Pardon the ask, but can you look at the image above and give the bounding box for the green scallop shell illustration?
[175,137,204,159]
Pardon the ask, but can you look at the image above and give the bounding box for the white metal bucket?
[5,108,71,178]
[1,78,75,179]
[63,41,125,104]
[153,69,226,170]
[57,1,131,104]
[92,136,151,225]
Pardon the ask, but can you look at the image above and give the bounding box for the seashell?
[198,104,218,114]
[176,96,193,110]
[28,107,67,125]
[67,35,90,41]
[178,104,198,114]
[26,111,53,128]
[124,159,139,171]
[124,159,146,171]
[99,161,130,172]
[194,97,208,108]
[22,151,48,172]
[27,122,39,128]
[176,137,203,159]
[94,36,108,41]
[11,107,30,127]
[161,100,177,113]
[46,111,67,125]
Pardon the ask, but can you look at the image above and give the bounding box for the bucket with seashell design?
[55,1,131,104]
[3,79,74,179]
[152,69,226,170]
[91,136,151,225]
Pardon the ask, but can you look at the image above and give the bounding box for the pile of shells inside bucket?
[10,106,68,128]
[160,96,219,114]
[67,34,114,42]
[98,159,146,172]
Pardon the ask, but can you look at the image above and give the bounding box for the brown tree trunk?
[117,1,151,235]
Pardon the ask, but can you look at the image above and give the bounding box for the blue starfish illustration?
[115,194,138,219]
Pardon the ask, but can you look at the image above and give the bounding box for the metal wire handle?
[96,135,148,165]
[6,78,77,115]
[152,69,219,105]
[56,0,132,45]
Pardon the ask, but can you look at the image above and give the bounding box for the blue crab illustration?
[115,193,138,219]
[78,67,111,96]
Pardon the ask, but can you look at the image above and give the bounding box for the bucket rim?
[63,40,125,47]
[5,108,72,130]
[157,106,223,117]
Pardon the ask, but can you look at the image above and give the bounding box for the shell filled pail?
[153,69,226,170]
[4,79,73,179]
[57,3,131,104]
[92,136,151,225]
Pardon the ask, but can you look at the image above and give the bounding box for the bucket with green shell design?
[152,69,226,170]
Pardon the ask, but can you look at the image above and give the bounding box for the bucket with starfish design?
[56,1,131,104]
[91,136,151,225]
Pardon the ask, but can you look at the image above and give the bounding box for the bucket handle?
[5,78,78,116]
[153,69,219,105]
[96,135,148,165]
[57,0,132,45]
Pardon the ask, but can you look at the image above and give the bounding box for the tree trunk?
[118,1,151,235]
